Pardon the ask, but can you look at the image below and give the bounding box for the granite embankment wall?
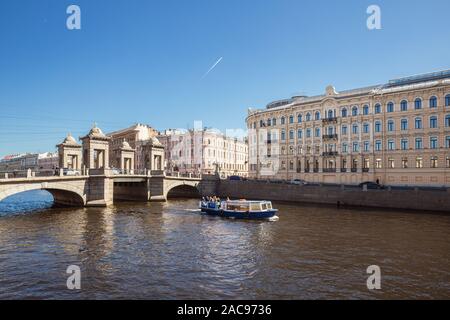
[217,180,450,212]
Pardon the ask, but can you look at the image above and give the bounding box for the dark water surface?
[0,190,449,299]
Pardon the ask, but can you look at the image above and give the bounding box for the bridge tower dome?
[57,133,82,170]
[80,125,111,170]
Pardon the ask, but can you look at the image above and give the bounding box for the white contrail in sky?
[202,57,223,78]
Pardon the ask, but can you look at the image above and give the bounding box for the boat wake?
[268,215,280,222]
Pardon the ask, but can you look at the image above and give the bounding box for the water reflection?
[0,191,449,299]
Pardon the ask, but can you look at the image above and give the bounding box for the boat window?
[250,203,260,211]
[267,202,272,209]
[261,203,267,210]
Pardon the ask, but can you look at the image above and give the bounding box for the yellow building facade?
[246,70,450,186]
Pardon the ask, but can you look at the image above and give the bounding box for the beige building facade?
[246,70,450,186]
[158,128,248,177]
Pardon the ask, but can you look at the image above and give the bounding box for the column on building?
[113,140,136,173]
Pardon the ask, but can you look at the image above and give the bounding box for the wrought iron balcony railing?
[322,134,338,140]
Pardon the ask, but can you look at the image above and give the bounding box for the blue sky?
[0,0,449,156]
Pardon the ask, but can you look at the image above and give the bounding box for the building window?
[289,130,294,140]
[328,110,334,118]
[401,139,408,150]
[416,157,423,168]
[388,158,395,169]
[415,98,422,110]
[272,118,277,126]
[289,160,294,170]
[306,113,311,121]
[353,142,359,153]
[387,120,395,132]
[400,100,408,111]
[297,129,303,139]
[342,125,348,135]
[415,138,423,150]
[289,115,294,124]
[429,96,438,108]
[315,128,320,137]
[375,140,382,151]
[352,106,358,116]
[430,116,438,128]
[375,159,382,169]
[315,112,321,120]
[375,104,381,114]
[446,136,450,148]
[431,156,438,168]
[306,128,311,138]
[267,119,272,126]
[297,114,302,123]
[447,157,450,168]
[387,102,394,113]
[401,119,408,131]
[402,157,408,169]
[446,94,450,107]
[415,117,422,129]
[341,108,348,118]
[445,115,450,127]
[364,141,370,152]
[281,130,286,141]
[260,120,264,127]
[388,140,395,150]
[363,123,369,134]
[430,137,438,149]
[364,158,370,169]
[352,124,359,134]
[342,143,348,153]
[375,121,381,133]
[281,117,285,125]
[363,105,369,115]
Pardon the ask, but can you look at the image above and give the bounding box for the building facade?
[246,69,450,186]
[158,128,248,177]
[0,152,58,172]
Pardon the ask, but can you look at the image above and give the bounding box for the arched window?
[415,117,423,129]
[315,111,321,120]
[415,98,422,110]
[375,104,381,114]
[352,106,358,116]
[387,120,395,132]
[306,113,311,121]
[267,118,271,126]
[363,105,369,115]
[352,123,359,134]
[429,96,437,108]
[289,130,294,140]
[281,130,286,140]
[400,100,408,111]
[289,115,294,124]
[281,116,285,125]
[430,116,438,128]
[387,102,394,113]
[306,128,311,137]
[341,108,348,118]
[260,120,264,127]
[445,115,450,127]
[401,119,408,131]
[297,129,303,139]
[446,94,450,107]
[297,114,302,123]
[363,123,369,133]
[328,110,334,119]
[315,128,321,137]
[375,121,381,132]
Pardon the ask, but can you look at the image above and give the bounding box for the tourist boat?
[199,199,278,220]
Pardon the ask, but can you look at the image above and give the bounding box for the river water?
[0,190,449,299]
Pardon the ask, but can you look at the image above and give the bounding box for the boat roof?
[226,200,271,203]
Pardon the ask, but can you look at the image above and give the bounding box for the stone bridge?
[0,173,218,207]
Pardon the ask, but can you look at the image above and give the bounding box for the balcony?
[323,168,337,173]
[304,169,310,173]
[351,168,358,173]
[362,168,370,173]
[322,117,338,124]
[322,151,339,157]
[313,168,319,173]
[340,168,347,173]
[322,134,338,141]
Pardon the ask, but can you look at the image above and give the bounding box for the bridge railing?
[164,171,202,179]
[0,168,85,179]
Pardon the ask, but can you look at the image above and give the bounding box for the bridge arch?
[164,180,200,199]
[0,182,86,207]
